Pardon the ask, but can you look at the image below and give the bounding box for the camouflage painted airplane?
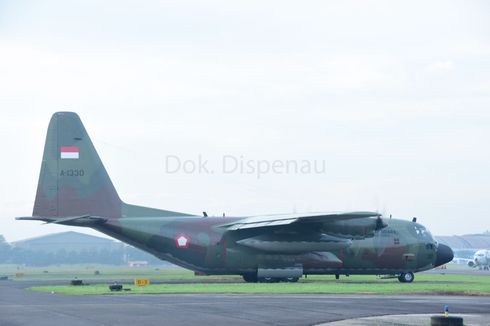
[17,112,453,283]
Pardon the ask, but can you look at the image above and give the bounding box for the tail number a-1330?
[60,169,85,177]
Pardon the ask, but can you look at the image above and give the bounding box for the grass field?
[2,264,490,296]
[0,264,228,281]
[28,274,490,296]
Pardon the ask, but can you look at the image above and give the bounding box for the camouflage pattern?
[18,112,453,281]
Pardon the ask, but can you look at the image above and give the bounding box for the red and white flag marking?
[60,146,80,159]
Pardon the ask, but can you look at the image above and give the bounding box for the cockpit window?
[412,225,434,241]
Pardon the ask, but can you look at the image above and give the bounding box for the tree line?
[0,235,162,266]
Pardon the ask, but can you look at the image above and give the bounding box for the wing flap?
[226,218,297,230]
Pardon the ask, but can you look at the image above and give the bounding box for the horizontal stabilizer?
[16,215,107,225]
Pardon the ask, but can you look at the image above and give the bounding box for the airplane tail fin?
[32,112,122,219]
[27,112,190,222]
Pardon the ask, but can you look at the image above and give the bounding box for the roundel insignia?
[176,233,190,248]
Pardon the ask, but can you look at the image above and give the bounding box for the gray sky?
[1,0,489,242]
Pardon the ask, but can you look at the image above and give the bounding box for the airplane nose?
[435,244,454,267]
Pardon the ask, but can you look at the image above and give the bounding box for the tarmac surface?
[320,314,490,325]
[1,280,490,326]
[424,268,490,276]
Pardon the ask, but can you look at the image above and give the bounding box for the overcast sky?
[1,1,489,242]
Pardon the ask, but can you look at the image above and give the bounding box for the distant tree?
[127,246,162,264]
[0,235,9,248]
[0,235,11,263]
[0,235,170,266]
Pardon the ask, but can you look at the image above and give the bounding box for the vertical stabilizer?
[33,112,122,219]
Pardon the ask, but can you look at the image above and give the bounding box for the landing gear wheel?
[242,273,258,283]
[259,277,280,283]
[285,277,299,283]
[398,272,414,283]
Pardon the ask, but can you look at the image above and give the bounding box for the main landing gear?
[242,274,299,283]
[398,272,414,283]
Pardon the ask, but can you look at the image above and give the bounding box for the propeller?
[373,195,390,228]
[375,215,387,230]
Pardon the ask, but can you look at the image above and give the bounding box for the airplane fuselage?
[90,216,441,276]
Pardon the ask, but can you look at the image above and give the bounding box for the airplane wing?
[218,211,381,230]
[219,211,384,254]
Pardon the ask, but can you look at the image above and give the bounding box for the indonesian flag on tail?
[60,146,79,159]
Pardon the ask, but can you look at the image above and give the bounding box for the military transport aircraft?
[17,112,453,283]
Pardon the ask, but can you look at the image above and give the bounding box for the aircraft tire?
[285,277,299,283]
[398,272,414,283]
[259,277,280,283]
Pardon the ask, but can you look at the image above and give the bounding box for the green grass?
[4,264,490,296]
[0,264,226,281]
[28,274,490,296]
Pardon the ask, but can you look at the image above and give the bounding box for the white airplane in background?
[468,249,490,270]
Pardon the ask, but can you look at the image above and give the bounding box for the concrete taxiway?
[1,281,490,326]
[321,314,489,325]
